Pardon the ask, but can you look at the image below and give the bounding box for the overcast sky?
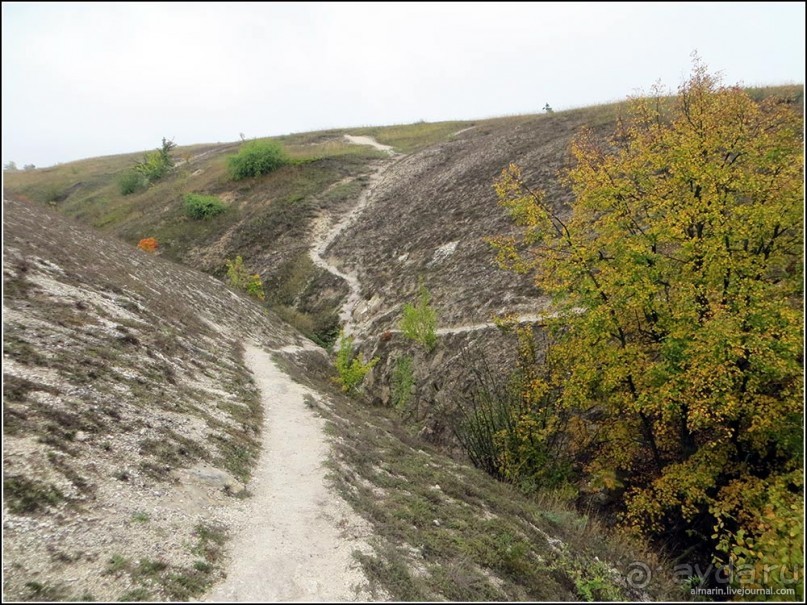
[2,2,804,168]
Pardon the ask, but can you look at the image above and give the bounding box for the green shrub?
[134,137,175,183]
[228,140,289,180]
[335,331,378,393]
[391,355,415,412]
[184,193,226,220]
[225,256,265,301]
[119,170,147,195]
[400,285,437,351]
[120,137,174,194]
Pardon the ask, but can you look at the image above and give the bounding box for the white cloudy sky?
[2,1,804,168]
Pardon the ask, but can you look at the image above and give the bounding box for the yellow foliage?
[492,57,803,592]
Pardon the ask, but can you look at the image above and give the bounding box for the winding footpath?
[207,343,371,602]
[308,136,399,337]
[308,134,560,341]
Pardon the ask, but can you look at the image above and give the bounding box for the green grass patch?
[131,511,150,523]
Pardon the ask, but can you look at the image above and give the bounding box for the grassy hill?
[3,83,802,600]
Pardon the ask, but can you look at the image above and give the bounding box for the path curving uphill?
[309,135,558,342]
[308,136,400,337]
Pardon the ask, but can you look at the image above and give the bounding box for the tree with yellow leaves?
[492,59,803,594]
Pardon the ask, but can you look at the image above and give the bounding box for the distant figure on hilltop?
[543,102,553,114]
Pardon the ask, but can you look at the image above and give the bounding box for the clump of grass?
[4,476,64,514]
[192,522,227,563]
[105,554,130,575]
[139,430,210,471]
[135,558,168,578]
[3,375,57,403]
[225,255,265,301]
[162,569,214,601]
[119,171,147,196]
[193,560,213,573]
[131,511,150,523]
[24,581,68,601]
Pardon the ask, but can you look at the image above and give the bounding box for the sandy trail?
[206,344,371,602]
[343,134,395,154]
[309,136,398,337]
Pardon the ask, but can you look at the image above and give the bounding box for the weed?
[209,432,257,483]
[3,374,57,402]
[162,569,213,600]
[225,255,265,301]
[193,560,213,573]
[354,547,425,601]
[569,558,623,602]
[119,170,147,195]
[192,522,227,563]
[76,592,96,601]
[334,331,378,393]
[391,355,415,413]
[400,285,437,351]
[131,511,150,523]
[3,332,48,364]
[139,429,210,469]
[135,558,168,578]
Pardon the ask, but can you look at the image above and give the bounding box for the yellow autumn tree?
[492,60,803,594]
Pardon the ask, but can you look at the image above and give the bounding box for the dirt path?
[309,136,399,337]
[206,344,371,602]
[343,134,395,154]
[434,313,549,335]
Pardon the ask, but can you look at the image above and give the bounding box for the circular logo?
[626,562,651,589]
